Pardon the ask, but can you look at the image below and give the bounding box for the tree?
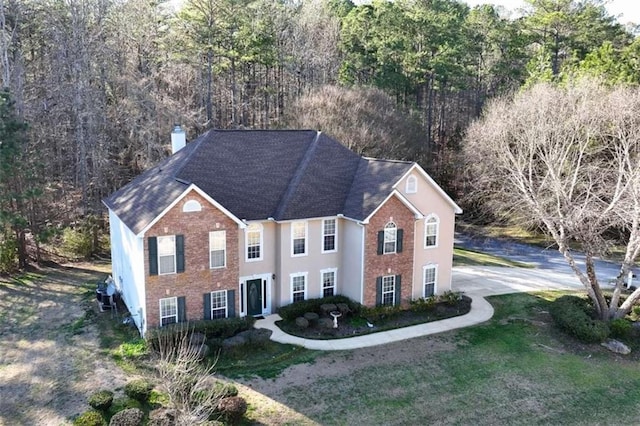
[464,79,640,320]
[282,84,424,161]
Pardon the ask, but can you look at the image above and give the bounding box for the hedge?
[549,295,610,343]
[277,296,361,321]
[147,316,256,348]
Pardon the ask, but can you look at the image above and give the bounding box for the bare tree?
[153,325,225,425]
[464,79,640,319]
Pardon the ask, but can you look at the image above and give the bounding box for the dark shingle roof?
[104,130,415,234]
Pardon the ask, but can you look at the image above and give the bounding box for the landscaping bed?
[276,294,472,339]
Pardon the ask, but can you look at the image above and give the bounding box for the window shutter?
[148,237,158,276]
[397,229,404,253]
[176,235,185,273]
[227,290,236,318]
[203,293,212,320]
[377,231,384,255]
[375,277,382,306]
[395,275,402,306]
[177,296,187,322]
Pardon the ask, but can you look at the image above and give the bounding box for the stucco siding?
[109,209,146,335]
[397,170,457,298]
[340,219,364,303]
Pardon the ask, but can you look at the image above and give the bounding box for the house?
[104,128,462,336]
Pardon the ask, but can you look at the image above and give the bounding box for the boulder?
[148,408,176,426]
[295,317,309,329]
[303,312,319,324]
[318,318,334,329]
[237,328,272,344]
[601,339,631,355]
[222,334,247,349]
[336,303,351,315]
[109,407,144,426]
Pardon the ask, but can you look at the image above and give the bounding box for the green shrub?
[108,397,143,418]
[610,318,632,339]
[124,379,154,402]
[549,295,610,343]
[410,296,438,312]
[147,317,256,350]
[88,390,114,412]
[0,234,18,273]
[73,409,107,426]
[361,304,401,323]
[277,296,360,321]
[61,227,94,259]
[108,407,144,426]
[439,291,463,306]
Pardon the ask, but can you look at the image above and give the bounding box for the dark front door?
[247,278,263,316]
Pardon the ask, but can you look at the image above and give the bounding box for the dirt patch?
[0,265,129,425]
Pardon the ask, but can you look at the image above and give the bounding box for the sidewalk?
[253,292,494,351]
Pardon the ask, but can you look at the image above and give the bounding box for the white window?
[425,215,439,248]
[322,219,337,253]
[209,231,226,268]
[182,199,202,212]
[406,175,417,193]
[210,290,228,319]
[292,221,307,256]
[291,273,307,303]
[321,269,337,297]
[159,297,178,326]
[158,235,176,275]
[423,265,437,297]
[383,222,397,254]
[246,223,263,261]
[382,275,395,306]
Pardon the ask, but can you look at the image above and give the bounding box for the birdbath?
[330,311,342,329]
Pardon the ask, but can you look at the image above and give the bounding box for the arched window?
[383,222,397,254]
[182,199,202,213]
[425,215,439,248]
[406,175,417,193]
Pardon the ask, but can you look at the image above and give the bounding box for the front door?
[247,278,263,316]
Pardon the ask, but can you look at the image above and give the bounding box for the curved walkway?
[254,292,494,351]
[254,264,584,351]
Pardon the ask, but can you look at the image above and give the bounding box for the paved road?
[455,232,638,288]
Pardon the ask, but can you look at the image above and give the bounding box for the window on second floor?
[246,223,263,261]
[322,219,337,253]
[406,175,417,193]
[383,222,397,254]
[292,221,307,256]
[209,230,226,268]
[425,215,439,248]
[158,235,176,275]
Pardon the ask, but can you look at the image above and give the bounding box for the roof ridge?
[273,131,322,219]
[341,157,368,216]
[361,157,413,164]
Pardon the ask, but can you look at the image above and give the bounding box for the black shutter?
[395,275,402,306]
[397,229,404,253]
[377,231,384,255]
[177,296,187,322]
[375,276,382,306]
[148,237,158,275]
[176,235,185,273]
[227,290,236,318]
[203,293,212,320]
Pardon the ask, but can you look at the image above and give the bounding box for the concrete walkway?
[254,264,583,351]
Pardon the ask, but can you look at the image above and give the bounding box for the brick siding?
[144,191,239,328]
[363,195,415,307]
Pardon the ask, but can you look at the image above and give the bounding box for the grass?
[453,246,534,268]
[244,291,640,425]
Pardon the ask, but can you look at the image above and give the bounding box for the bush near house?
[549,295,610,343]
[124,379,154,402]
[146,317,256,350]
[88,390,114,412]
[277,295,361,321]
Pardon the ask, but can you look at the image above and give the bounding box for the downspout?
[359,221,365,304]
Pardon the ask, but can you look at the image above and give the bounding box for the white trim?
[320,267,338,298]
[362,190,423,224]
[321,218,338,253]
[210,289,228,319]
[290,272,308,303]
[382,275,396,306]
[405,175,417,193]
[159,296,178,326]
[394,164,463,214]
[245,222,264,262]
[182,199,202,212]
[359,222,366,304]
[239,273,272,317]
[422,264,438,298]
[291,221,308,257]
[383,221,397,254]
[209,230,227,268]
[424,214,439,249]
[137,184,246,237]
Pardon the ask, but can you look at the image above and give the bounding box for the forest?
[0,0,638,270]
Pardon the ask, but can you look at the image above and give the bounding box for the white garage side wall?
[340,219,365,303]
[108,210,146,335]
